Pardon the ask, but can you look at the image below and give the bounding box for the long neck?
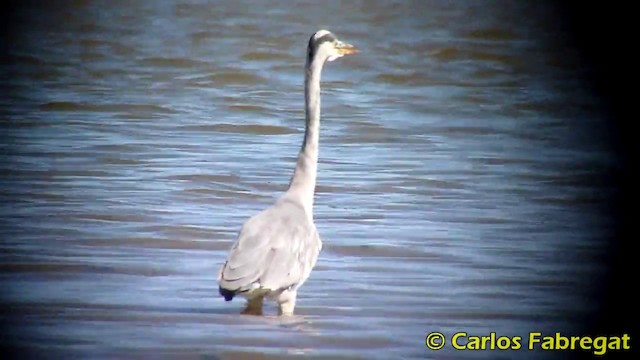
[284,58,323,216]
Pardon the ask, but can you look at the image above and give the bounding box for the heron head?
[306,29,358,64]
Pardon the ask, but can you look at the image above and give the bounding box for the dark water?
[1,1,614,359]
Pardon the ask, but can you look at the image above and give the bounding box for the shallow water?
[1,1,614,359]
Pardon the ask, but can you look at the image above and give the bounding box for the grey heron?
[217,30,358,316]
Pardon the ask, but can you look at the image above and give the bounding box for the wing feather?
[218,200,322,295]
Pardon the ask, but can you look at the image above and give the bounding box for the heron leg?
[241,296,264,316]
[277,289,297,316]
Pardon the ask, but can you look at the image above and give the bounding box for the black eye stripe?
[307,33,336,60]
[314,33,336,46]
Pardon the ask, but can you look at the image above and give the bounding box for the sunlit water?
[1,1,613,359]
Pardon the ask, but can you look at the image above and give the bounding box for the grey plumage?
[218,199,320,295]
[217,29,357,316]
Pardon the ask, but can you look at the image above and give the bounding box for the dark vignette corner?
[556,2,638,359]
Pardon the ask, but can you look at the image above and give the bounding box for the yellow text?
[528,332,631,356]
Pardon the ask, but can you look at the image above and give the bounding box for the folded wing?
[218,200,321,297]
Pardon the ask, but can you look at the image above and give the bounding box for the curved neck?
[284,58,324,216]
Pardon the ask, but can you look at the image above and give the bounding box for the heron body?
[217,29,357,316]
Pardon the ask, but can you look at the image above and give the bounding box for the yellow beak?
[336,41,358,55]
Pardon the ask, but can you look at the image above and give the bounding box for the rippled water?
[1,1,614,359]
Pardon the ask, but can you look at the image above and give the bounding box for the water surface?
[1,1,613,359]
